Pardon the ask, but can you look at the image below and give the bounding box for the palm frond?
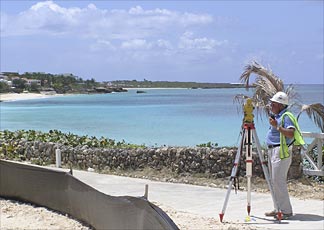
[285,84,301,105]
[239,61,303,112]
[240,61,284,92]
[233,94,250,114]
[297,103,324,132]
[239,61,285,118]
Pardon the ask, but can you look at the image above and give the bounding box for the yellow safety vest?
[279,111,305,159]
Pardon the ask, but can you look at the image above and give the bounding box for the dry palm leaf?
[238,61,286,118]
[240,61,284,92]
[297,103,324,133]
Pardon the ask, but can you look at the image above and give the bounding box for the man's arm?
[277,126,295,139]
[279,115,295,139]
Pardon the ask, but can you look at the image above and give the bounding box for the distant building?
[0,79,12,86]
[25,72,46,75]
[58,73,74,77]
[22,78,42,86]
[64,73,73,77]
[0,74,9,80]
[1,72,19,76]
[11,77,21,81]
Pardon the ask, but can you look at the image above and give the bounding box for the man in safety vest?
[265,91,305,220]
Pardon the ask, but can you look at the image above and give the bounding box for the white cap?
[270,92,289,105]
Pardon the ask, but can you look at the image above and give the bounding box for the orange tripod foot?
[219,213,224,222]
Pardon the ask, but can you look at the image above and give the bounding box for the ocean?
[0,84,323,147]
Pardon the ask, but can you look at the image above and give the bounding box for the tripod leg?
[219,128,245,222]
[246,127,253,216]
[252,129,281,217]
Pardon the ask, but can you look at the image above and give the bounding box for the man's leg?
[271,147,293,214]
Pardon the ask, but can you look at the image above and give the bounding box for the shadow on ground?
[289,213,324,221]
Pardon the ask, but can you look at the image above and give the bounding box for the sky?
[0,0,323,84]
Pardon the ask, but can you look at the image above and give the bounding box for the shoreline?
[0,89,185,102]
[0,88,192,102]
[0,92,67,102]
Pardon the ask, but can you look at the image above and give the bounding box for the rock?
[87,167,94,172]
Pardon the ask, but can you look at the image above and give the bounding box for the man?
[265,91,305,220]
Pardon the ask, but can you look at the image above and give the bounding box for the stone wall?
[1,140,268,178]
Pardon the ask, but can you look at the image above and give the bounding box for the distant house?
[0,74,8,80]
[0,79,12,86]
[11,76,21,81]
[23,78,42,86]
[62,73,74,77]
[25,72,46,75]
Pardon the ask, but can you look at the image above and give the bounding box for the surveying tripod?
[219,98,282,222]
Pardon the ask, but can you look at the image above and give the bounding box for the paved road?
[71,169,324,230]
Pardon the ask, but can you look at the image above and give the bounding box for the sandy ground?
[0,198,91,230]
[0,92,64,102]
[0,198,257,230]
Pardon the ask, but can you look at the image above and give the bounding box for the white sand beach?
[0,93,63,102]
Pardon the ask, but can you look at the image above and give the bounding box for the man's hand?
[269,117,278,128]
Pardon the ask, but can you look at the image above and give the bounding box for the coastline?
[0,89,183,102]
[0,88,193,103]
[0,92,65,102]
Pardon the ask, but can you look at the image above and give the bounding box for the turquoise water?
[0,85,323,147]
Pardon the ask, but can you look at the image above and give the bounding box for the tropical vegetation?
[110,79,245,89]
[0,129,145,150]
[0,72,101,94]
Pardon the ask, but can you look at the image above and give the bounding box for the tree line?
[0,72,99,94]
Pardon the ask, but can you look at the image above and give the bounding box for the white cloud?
[87,3,97,11]
[90,39,116,51]
[156,39,173,50]
[0,0,235,65]
[1,1,213,40]
[179,12,213,26]
[128,5,173,16]
[1,1,83,36]
[121,39,152,50]
[178,31,228,51]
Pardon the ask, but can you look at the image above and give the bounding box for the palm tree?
[238,61,324,132]
[236,61,324,179]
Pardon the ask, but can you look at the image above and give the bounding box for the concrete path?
[71,169,324,230]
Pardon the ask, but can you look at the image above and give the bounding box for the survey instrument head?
[243,98,254,123]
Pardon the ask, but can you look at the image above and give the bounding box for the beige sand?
[0,198,91,230]
[0,198,256,230]
[0,93,63,102]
